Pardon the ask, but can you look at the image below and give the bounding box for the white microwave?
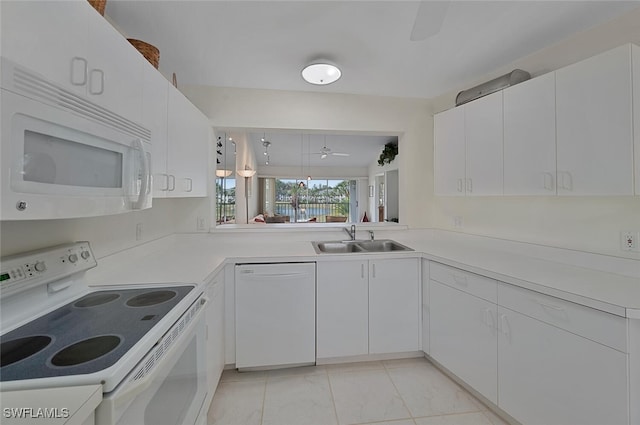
[1,58,152,220]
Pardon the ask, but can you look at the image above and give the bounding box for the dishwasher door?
[235,262,316,370]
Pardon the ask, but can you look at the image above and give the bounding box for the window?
[266,178,355,223]
[216,177,235,224]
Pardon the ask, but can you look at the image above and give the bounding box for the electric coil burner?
[0,242,203,396]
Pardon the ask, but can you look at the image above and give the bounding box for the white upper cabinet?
[166,88,210,197]
[556,45,634,195]
[142,65,170,198]
[464,91,504,196]
[434,106,466,196]
[86,8,143,124]
[434,91,503,196]
[503,72,557,195]
[1,1,143,123]
[1,1,89,97]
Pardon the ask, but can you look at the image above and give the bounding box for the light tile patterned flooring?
[207,357,509,425]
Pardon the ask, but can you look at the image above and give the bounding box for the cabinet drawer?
[430,263,497,303]
[498,283,627,352]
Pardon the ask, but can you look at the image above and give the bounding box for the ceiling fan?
[312,145,350,159]
[410,0,450,41]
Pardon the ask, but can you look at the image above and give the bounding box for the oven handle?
[113,296,208,410]
[132,138,150,210]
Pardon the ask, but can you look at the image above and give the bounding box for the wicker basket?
[127,39,159,69]
[88,0,106,15]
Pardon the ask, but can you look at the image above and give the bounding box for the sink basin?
[314,241,365,254]
[355,240,413,252]
[312,239,413,254]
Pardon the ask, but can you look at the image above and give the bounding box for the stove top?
[0,285,194,382]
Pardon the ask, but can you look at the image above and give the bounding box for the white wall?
[182,86,432,228]
[428,9,640,258]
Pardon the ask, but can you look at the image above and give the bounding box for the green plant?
[378,142,398,166]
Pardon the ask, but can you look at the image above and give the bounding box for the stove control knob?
[68,254,78,263]
[34,261,46,272]
[81,251,91,260]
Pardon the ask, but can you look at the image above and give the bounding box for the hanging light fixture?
[301,61,341,85]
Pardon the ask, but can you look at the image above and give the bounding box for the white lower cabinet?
[317,260,369,358]
[316,258,420,360]
[369,258,420,354]
[421,259,430,354]
[205,271,225,395]
[497,306,628,425]
[430,280,498,404]
[428,261,630,425]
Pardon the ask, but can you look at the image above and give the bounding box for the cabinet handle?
[466,178,473,193]
[361,263,365,279]
[533,299,566,313]
[159,174,170,191]
[372,263,376,279]
[483,309,496,334]
[89,69,105,95]
[457,178,463,193]
[543,172,554,191]
[168,175,176,191]
[70,57,87,86]
[499,314,511,341]
[184,178,193,192]
[558,171,573,191]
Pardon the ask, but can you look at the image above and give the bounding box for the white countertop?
[86,228,640,318]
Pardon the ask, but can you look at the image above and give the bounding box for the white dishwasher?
[235,262,316,370]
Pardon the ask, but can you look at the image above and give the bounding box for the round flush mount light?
[301,62,341,85]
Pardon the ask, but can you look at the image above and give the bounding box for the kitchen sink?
[312,239,413,254]
[313,241,366,254]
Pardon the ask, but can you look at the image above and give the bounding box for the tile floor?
[207,357,509,425]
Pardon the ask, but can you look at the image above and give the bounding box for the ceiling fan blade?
[410,0,450,41]
[331,152,350,157]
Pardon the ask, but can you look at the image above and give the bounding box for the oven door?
[96,297,208,425]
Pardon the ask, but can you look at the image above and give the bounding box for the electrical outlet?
[196,217,206,231]
[136,223,143,241]
[620,231,637,251]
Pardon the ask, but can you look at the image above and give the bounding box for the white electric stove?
[0,242,209,425]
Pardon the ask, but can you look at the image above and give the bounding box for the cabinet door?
[465,91,503,196]
[1,1,89,96]
[634,45,640,196]
[421,259,430,354]
[369,258,420,354]
[167,88,210,197]
[434,107,466,196]
[503,72,557,195]
[206,273,225,392]
[430,281,498,404]
[317,261,369,359]
[556,45,634,195]
[86,10,143,123]
[498,307,628,425]
[142,65,170,198]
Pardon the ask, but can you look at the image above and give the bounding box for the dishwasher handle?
[238,271,312,280]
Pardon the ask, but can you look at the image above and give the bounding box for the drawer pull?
[533,299,566,312]
[483,308,496,334]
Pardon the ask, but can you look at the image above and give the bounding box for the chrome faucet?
[368,230,375,240]
[344,224,356,240]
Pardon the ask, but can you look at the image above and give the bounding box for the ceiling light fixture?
[263,140,271,156]
[301,62,341,85]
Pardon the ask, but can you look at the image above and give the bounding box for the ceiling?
[248,132,396,169]
[106,1,640,99]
